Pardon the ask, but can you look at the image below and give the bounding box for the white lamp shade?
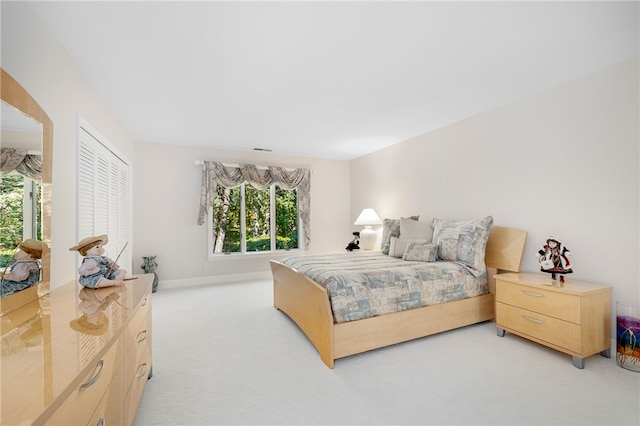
[354,209,382,250]
[354,208,382,226]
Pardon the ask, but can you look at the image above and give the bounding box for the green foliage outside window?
[275,186,298,250]
[212,183,298,254]
[0,174,41,267]
[212,186,241,253]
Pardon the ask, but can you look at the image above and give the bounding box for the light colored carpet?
[135,279,640,426]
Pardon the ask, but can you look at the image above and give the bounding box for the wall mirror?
[1,68,53,316]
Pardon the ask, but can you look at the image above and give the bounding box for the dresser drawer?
[123,293,151,350]
[123,328,151,392]
[496,303,582,353]
[123,296,152,394]
[124,311,151,356]
[87,365,123,426]
[496,280,581,323]
[45,338,122,425]
[123,345,152,425]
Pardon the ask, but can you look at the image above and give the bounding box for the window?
[199,161,311,254]
[0,173,41,242]
[0,153,42,267]
[210,183,299,255]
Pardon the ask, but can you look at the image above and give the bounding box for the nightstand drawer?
[496,303,582,353]
[496,281,581,323]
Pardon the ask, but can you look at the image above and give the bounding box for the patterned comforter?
[279,252,488,324]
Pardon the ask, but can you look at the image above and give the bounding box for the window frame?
[207,182,303,260]
[0,172,40,242]
[21,176,40,240]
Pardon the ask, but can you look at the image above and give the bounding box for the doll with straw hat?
[1,238,45,298]
[69,234,127,288]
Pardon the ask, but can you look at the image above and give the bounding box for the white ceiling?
[28,1,639,160]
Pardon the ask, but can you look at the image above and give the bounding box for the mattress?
[280,252,488,323]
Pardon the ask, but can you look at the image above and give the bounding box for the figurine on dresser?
[69,234,127,288]
[538,235,573,281]
[0,238,45,297]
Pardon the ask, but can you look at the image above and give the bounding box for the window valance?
[198,161,311,248]
[0,147,42,181]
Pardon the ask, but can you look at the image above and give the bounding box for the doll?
[538,235,572,281]
[1,238,45,298]
[345,231,360,252]
[69,234,127,288]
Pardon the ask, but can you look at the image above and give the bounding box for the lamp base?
[359,226,377,250]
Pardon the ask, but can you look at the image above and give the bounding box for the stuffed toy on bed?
[346,231,360,252]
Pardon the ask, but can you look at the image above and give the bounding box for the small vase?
[141,256,159,293]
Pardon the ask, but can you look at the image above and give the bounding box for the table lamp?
[354,208,382,250]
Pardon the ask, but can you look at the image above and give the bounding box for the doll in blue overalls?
[70,234,127,288]
[1,238,44,297]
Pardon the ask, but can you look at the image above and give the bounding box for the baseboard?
[157,271,272,291]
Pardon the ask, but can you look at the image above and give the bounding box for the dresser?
[0,274,153,425]
[495,272,611,369]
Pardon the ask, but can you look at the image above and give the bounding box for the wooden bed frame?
[270,226,527,368]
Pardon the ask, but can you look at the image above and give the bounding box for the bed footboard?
[270,260,335,368]
[333,293,494,360]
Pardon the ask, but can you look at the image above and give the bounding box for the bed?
[270,223,527,368]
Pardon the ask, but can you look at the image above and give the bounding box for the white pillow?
[400,218,434,241]
[380,216,419,254]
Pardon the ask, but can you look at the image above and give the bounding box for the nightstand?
[495,272,611,369]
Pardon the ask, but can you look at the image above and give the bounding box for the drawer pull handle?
[522,315,545,324]
[522,290,544,298]
[80,360,104,390]
[96,418,105,426]
[136,362,148,379]
[136,329,147,343]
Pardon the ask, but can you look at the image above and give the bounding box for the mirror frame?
[1,68,53,316]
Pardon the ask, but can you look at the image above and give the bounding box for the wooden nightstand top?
[494,272,611,296]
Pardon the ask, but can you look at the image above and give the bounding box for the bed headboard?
[485,226,527,273]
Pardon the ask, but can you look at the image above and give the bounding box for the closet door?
[77,121,132,273]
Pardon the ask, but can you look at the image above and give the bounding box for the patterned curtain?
[198,161,311,248]
[0,148,42,181]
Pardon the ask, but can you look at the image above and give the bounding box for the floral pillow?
[389,237,430,258]
[431,216,493,276]
[380,215,419,254]
[402,241,437,262]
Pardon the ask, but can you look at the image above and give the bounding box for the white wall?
[351,58,640,333]
[3,1,638,315]
[1,2,351,289]
[1,2,137,287]
[133,143,350,285]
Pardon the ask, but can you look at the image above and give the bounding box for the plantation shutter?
[77,122,131,273]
